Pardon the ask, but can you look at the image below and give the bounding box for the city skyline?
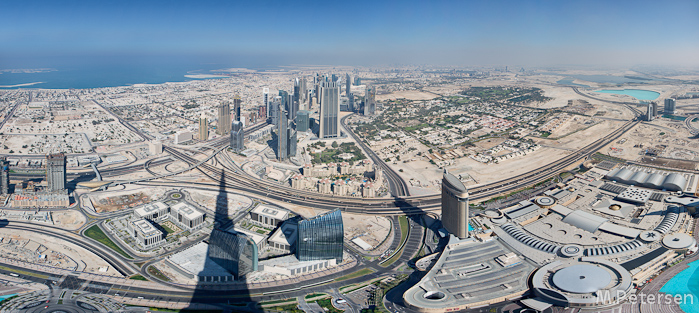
[1,0,698,69]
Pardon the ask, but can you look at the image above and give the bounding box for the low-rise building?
[128,219,164,249]
[134,201,169,221]
[249,205,290,228]
[267,220,298,253]
[170,202,205,230]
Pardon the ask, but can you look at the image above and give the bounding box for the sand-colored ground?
[343,213,391,250]
[51,210,86,230]
[0,228,122,276]
[377,90,440,101]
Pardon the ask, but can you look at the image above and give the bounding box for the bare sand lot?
[377,90,440,101]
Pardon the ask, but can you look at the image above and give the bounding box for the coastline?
[659,259,699,313]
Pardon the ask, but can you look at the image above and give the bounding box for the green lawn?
[304,293,327,300]
[334,268,376,282]
[147,266,170,282]
[84,225,132,259]
[161,224,176,234]
[129,274,148,281]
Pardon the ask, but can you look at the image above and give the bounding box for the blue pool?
[594,89,660,101]
[0,294,16,303]
[660,259,699,313]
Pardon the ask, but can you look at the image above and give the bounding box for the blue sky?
[1,0,698,67]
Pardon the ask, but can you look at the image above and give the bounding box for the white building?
[169,202,205,230]
[249,205,290,228]
[128,219,164,249]
[267,221,297,253]
[133,201,169,220]
[174,131,193,145]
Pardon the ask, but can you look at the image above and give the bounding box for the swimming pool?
[660,259,699,313]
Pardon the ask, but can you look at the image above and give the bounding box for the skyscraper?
[208,230,258,279]
[270,97,281,126]
[0,157,9,195]
[296,209,343,262]
[199,113,208,141]
[230,120,244,152]
[319,79,340,138]
[364,85,376,116]
[300,77,307,103]
[279,90,289,112]
[233,95,242,122]
[441,170,469,239]
[277,109,288,161]
[345,73,351,96]
[652,101,659,118]
[46,153,67,193]
[296,110,310,132]
[288,127,297,157]
[664,98,676,114]
[263,87,270,120]
[217,101,231,135]
[646,102,655,121]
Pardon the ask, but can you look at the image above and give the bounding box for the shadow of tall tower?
[182,169,256,311]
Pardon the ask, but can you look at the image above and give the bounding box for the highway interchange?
[0,86,651,312]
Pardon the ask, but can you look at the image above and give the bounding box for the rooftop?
[170,202,204,220]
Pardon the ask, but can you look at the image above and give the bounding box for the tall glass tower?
[320,79,340,138]
[296,209,344,262]
[217,101,231,135]
[208,230,258,279]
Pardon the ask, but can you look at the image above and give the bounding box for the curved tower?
[442,170,469,239]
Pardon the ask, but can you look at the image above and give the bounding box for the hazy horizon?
[1,0,698,69]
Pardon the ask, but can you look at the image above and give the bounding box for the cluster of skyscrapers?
[646,98,677,121]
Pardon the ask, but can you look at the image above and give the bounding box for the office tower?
[270,97,281,126]
[651,101,659,118]
[364,85,376,116]
[46,153,67,192]
[348,93,354,112]
[208,230,258,279]
[296,209,343,262]
[217,101,231,135]
[233,95,242,122]
[230,120,244,152]
[315,83,321,105]
[279,90,289,112]
[198,113,208,141]
[664,98,676,114]
[0,157,9,195]
[288,127,297,157]
[319,80,340,138]
[331,74,338,82]
[293,78,301,105]
[345,73,351,96]
[441,170,469,239]
[296,110,310,132]
[277,109,288,161]
[646,102,654,121]
[263,88,270,119]
[354,77,361,86]
[300,77,307,103]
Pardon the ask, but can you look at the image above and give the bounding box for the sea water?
[594,89,660,101]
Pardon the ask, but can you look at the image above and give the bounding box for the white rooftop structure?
[562,210,608,233]
[133,219,159,236]
[615,187,653,204]
[251,205,289,220]
[134,201,169,219]
[170,202,204,220]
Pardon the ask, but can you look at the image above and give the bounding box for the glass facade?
[208,230,258,279]
[296,209,344,262]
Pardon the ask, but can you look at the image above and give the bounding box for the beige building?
[169,202,205,230]
[128,219,164,249]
